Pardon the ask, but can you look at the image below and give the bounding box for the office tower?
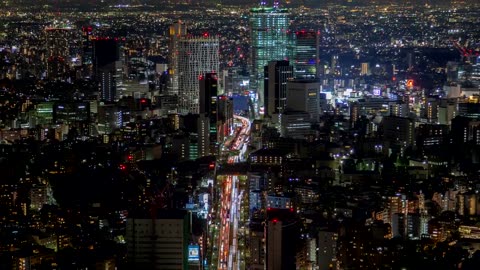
[360,62,371,76]
[53,102,91,137]
[451,116,480,145]
[416,123,449,149]
[286,80,320,121]
[424,97,439,123]
[250,5,290,111]
[266,209,299,270]
[280,110,312,139]
[97,104,123,134]
[126,210,190,270]
[177,36,219,114]
[349,101,360,128]
[180,114,210,158]
[381,116,415,147]
[81,26,94,77]
[93,39,120,73]
[93,39,121,102]
[45,27,72,79]
[199,73,218,153]
[264,60,293,117]
[53,102,90,124]
[98,67,115,102]
[168,21,188,96]
[330,55,339,74]
[458,97,480,118]
[217,95,234,143]
[293,30,319,79]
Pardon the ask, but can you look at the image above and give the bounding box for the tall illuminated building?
[177,35,219,114]
[45,27,73,79]
[293,30,319,79]
[168,21,188,96]
[250,3,290,112]
[81,26,94,77]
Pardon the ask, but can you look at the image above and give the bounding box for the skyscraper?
[93,39,120,73]
[293,30,319,79]
[81,26,93,77]
[266,209,299,270]
[250,5,290,112]
[264,60,293,117]
[93,39,121,102]
[177,36,219,114]
[286,80,320,121]
[168,21,188,96]
[45,27,73,79]
[200,73,218,153]
[217,95,234,144]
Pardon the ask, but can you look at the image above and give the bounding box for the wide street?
[215,115,250,270]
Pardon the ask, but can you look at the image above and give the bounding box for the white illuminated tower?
[177,35,219,114]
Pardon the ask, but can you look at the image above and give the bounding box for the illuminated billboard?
[188,245,200,261]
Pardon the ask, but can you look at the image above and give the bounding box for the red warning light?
[203,32,209,37]
[272,219,278,223]
[140,99,147,103]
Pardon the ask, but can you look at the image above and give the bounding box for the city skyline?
[0,0,480,269]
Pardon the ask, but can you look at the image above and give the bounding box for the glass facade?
[177,37,219,114]
[250,7,291,110]
[293,30,319,79]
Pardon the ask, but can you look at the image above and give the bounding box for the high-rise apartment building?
[177,36,219,114]
[168,21,188,96]
[250,5,290,111]
[293,30,319,79]
[45,27,73,79]
[264,60,293,117]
